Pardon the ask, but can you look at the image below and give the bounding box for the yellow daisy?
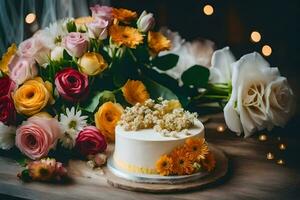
[156,155,174,176]
[122,79,149,105]
[148,31,171,55]
[112,8,137,23]
[0,43,17,74]
[109,25,144,48]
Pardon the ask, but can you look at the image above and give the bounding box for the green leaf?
[66,20,76,32]
[16,158,28,167]
[181,65,210,87]
[82,90,116,113]
[151,54,179,71]
[63,49,72,61]
[142,77,178,100]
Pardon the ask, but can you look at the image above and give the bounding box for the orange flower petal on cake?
[109,25,143,48]
[122,79,150,105]
[148,31,171,55]
[95,102,123,142]
[0,43,17,74]
[185,137,209,161]
[171,147,195,175]
[201,151,216,172]
[112,8,137,23]
[156,155,174,176]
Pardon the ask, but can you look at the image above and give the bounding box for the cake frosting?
[113,119,205,174]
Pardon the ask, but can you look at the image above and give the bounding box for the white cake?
[113,119,205,174]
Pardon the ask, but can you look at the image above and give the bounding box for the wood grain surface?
[0,113,299,200]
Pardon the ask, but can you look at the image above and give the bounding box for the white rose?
[137,11,155,32]
[158,29,215,85]
[0,122,16,150]
[265,76,295,127]
[51,46,64,61]
[209,47,235,84]
[224,52,281,137]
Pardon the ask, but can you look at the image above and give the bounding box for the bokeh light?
[203,5,214,16]
[25,13,36,24]
[251,31,261,43]
[262,45,272,56]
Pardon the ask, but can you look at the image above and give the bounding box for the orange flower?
[185,137,209,161]
[122,80,150,105]
[148,31,171,55]
[109,25,143,48]
[112,8,137,23]
[0,43,17,74]
[201,151,216,172]
[156,155,174,176]
[171,147,195,175]
[28,160,56,181]
[95,102,123,142]
[75,16,94,25]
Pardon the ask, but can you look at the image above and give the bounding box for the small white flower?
[0,122,16,150]
[59,107,88,149]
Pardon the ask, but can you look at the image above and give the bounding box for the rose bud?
[137,11,155,32]
[86,18,109,40]
[62,32,88,58]
[75,126,107,156]
[78,52,108,76]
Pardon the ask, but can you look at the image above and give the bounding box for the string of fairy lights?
[24,4,285,165]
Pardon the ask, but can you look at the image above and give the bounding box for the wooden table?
[0,113,299,200]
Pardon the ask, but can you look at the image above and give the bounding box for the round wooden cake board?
[105,144,228,193]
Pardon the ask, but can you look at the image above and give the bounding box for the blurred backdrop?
[0,0,299,106]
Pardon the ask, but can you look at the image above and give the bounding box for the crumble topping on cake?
[118,98,198,137]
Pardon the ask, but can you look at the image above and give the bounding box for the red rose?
[75,126,107,156]
[54,68,89,102]
[0,76,16,98]
[0,96,16,125]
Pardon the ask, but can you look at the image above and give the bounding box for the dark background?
[1,0,299,133]
[1,0,299,99]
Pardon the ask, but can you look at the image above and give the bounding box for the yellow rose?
[0,43,17,74]
[13,77,54,116]
[78,52,108,76]
[122,79,150,105]
[95,102,123,142]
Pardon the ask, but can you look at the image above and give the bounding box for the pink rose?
[0,76,16,98]
[9,55,38,85]
[15,116,61,160]
[18,37,50,66]
[75,126,107,156]
[90,5,113,21]
[87,17,109,40]
[63,32,88,57]
[55,68,89,102]
[0,96,16,126]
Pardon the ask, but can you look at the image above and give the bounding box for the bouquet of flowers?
[0,5,295,181]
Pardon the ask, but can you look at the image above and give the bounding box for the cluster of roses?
[0,5,161,164]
